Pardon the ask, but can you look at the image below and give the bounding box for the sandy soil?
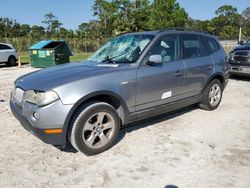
[0,65,250,188]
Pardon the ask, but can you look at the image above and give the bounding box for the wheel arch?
[202,73,226,93]
[62,91,129,143]
[8,55,17,61]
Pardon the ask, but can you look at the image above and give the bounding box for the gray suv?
[10,29,229,155]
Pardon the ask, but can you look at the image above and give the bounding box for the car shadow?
[57,104,197,154]
[230,75,250,81]
[164,185,179,188]
[0,64,9,68]
[0,62,30,68]
[117,104,196,143]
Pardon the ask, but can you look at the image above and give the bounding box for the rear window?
[0,44,12,50]
[182,34,209,59]
[201,36,220,54]
[207,38,220,53]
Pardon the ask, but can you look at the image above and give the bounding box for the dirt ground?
[0,65,250,188]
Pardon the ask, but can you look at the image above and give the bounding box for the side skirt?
[126,94,202,124]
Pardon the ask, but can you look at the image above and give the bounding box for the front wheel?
[199,79,223,111]
[69,102,120,155]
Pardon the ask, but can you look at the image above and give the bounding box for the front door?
[136,34,186,111]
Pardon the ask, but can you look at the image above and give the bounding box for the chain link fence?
[2,36,249,55]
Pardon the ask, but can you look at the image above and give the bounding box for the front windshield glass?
[88,34,154,63]
[246,40,250,44]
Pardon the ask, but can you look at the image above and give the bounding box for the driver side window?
[148,35,180,63]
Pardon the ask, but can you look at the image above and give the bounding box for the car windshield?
[88,34,154,64]
[246,40,250,45]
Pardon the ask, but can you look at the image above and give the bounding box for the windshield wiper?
[102,52,130,64]
[103,56,116,64]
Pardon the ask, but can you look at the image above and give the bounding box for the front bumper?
[10,97,72,145]
[229,64,250,76]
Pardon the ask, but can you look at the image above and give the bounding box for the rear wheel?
[69,102,120,155]
[7,56,17,66]
[199,79,223,110]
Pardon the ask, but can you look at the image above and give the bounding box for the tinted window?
[182,34,208,59]
[148,35,180,63]
[207,38,220,53]
[0,44,12,50]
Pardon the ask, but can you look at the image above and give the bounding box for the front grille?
[233,50,250,63]
[234,51,248,56]
[234,56,248,62]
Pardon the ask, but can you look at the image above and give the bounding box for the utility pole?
[238,27,242,42]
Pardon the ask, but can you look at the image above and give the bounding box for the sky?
[0,0,249,30]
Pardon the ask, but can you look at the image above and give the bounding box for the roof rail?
[158,27,211,35]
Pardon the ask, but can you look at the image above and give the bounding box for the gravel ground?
[0,65,250,188]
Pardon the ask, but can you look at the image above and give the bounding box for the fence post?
[238,27,242,42]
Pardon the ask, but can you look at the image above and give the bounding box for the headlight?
[11,84,15,97]
[229,52,234,60]
[24,90,59,106]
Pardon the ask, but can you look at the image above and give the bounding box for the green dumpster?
[29,40,72,68]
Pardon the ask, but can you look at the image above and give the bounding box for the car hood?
[15,61,129,91]
[233,44,250,52]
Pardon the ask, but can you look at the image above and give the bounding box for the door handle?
[173,70,184,77]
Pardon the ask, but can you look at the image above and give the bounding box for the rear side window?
[0,44,12,50]
[207,38,220,53]
[182,34,209,59]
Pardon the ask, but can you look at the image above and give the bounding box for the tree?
[149,0,188,30]
[242,7,250,20]
[113,0,151,32]
[93,0,117,37]
[31,25,45,39]
[78,23,89,32]
[215,5,237,17]
[20,24,31,37]
[211,5,241,39]
[42,12,62,37]
[242,7,250,36]
[188,19,213,33]
[130,0,151,31]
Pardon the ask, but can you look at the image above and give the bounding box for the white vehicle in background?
[0,43,18,66]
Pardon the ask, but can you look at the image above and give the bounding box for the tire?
[229,73,236,79]
[68,101,120,155]
[199,79,223,111]
[7,56,17,66]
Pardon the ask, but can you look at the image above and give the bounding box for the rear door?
[0,44,5,62]
[136,34,186,111]
[181,34,214,97]
[0,44,13,62]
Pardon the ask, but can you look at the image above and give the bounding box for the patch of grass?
[19,53,92,64]
[70,53,91,62]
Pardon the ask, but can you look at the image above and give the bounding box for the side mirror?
[238,41,244,45]
[147,55,163,65]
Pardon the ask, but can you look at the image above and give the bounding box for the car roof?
[0,43,14,47]
[120,31,158,36]
[121,28,215,39]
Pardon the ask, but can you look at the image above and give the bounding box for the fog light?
[33,112,39,120]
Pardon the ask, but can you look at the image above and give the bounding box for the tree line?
[0,0,249,53]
